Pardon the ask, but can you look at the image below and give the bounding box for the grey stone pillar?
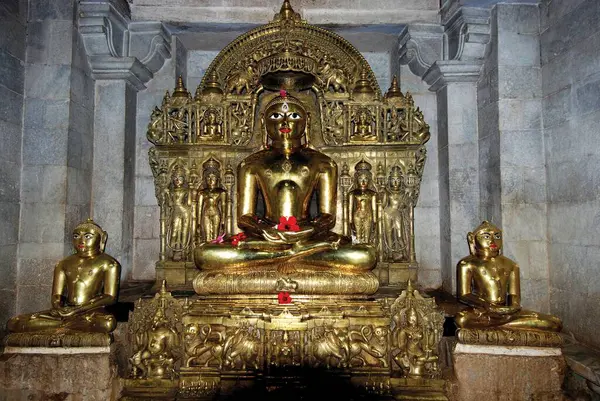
[79,0,171,280]
[425,61,482,293]
[92,80,137,280]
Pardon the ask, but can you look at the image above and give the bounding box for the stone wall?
[541,0,600,347]
[0,0,27,334]
[131,0,439,25]
[497,4,548,312]
[17,0,96,314]
[402,65,441,289]
[132,57,176,280]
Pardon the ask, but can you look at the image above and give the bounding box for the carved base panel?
[193,270,380,295]
[4,330,112,347]
[456,328,563,348]
[124,283,446,399]
[155,261,197,290]
[384,262,418,286]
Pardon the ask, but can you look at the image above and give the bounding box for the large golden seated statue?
[455,221,561,344]
[5,219,121,347]
[193,91,378,295]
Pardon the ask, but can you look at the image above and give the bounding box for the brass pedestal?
[122,284,446,400]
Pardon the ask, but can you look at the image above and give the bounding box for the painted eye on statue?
[288,112,302,120]
[73,234,80,239]
[482,234,491,239]
[269,112,283,120]
[494,233,501,239]
[84,233,94,240]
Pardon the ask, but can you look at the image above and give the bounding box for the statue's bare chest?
[472,261,512,298]
[63,259,104,286]
[257,158,316,193]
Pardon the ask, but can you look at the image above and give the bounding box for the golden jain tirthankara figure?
[6,219,120,346]
[455,221,562,345]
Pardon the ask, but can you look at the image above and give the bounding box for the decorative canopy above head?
[199,0,381,98]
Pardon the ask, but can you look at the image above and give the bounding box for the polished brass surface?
[147,0,431,288]
[456,327,563,347]
[6,219,120,340]
[130,281,181,379]
[123,280,446,398]
[456,221,562,332]
[192,91,379,295]
[390,280,444,378]
[346,159,378,244]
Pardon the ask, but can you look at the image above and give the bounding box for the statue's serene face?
[473,228,502,256]
[73,227,102,256]
[264,100,306,143]
[172,174,185,188]
[389,175,402,191]
[357,172,369,189]
[206,173,218,189]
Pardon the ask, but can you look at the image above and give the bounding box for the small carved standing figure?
[197,158,227,243]
[381,166,411,261]
[167,166,193,261]
[393,307,436,377]
[347,159,378,244]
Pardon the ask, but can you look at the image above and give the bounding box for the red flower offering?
[278,291,292,304]
[230,233,247,246]
[280,89,287,98]
[276,216,300,232]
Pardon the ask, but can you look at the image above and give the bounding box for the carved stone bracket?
[398,4,490,89]
[423,60,482,92]
[398,24,443,80]
[443,7,491,62]
[78,0,171,90]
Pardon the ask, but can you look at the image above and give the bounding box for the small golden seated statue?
[455,221,561,332]
[7,219,120,337]
[193,91,378,295]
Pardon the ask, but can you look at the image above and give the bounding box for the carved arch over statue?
[200,0,380,99]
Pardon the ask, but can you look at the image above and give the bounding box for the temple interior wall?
[0,0,28,334]
[2,0,600,349]
[541,0,600,348]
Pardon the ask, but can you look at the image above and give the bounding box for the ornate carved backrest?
[147,1,431,271]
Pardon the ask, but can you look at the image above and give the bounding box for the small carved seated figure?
[7,219,120,334]
[201,109,222,139]
[455,221,562,331]
[193,91,377,295]
[130,308,178,379]
[352,109,375,140]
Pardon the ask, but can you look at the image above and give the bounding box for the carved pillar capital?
[443,6,491,62]
[397,4,490,89]
[78,0,171,90]
[397,24,444,80]
[423,60,482,92]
